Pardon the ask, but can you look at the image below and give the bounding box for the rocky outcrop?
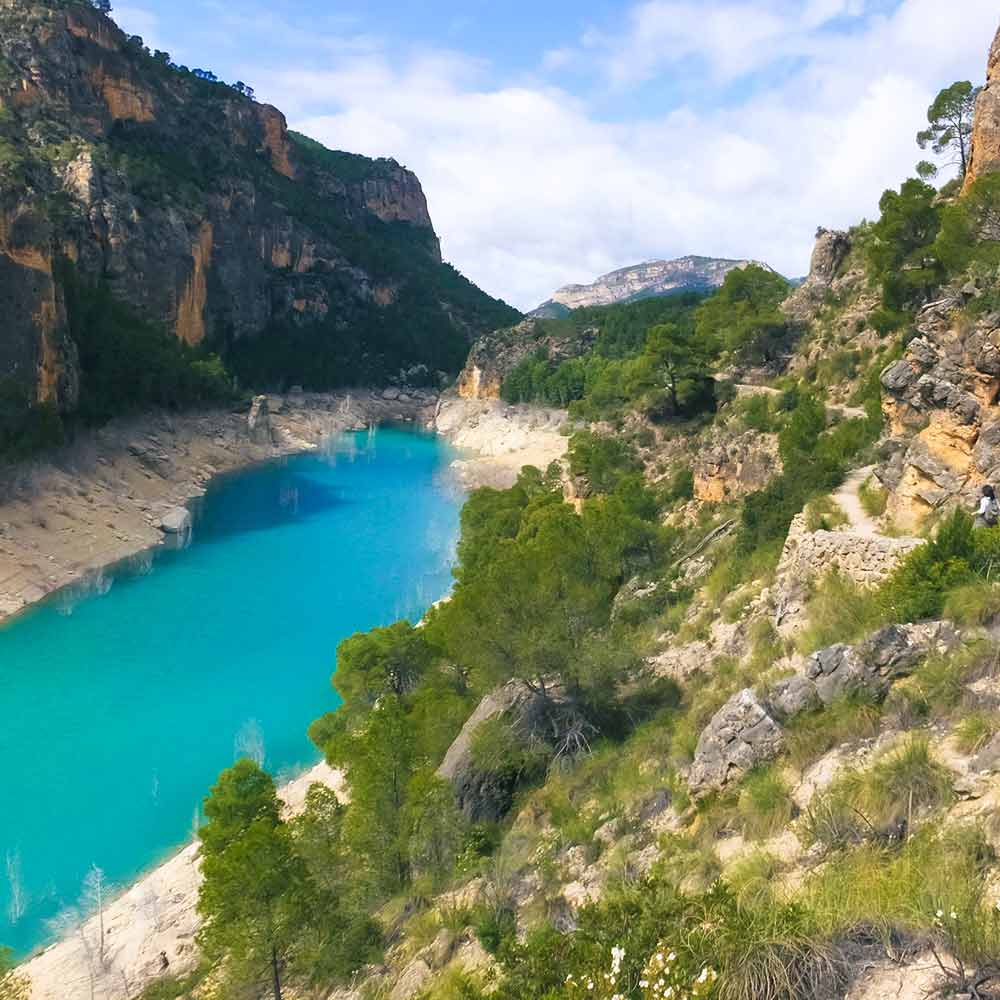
[687,622,958,795]
[247,394,273,445]
[687,688,785,794]
[781,229,851,324]
[878,293,1000,528]
[159,506,191,535]
[455,318,597,400]
[776,512,924,587]
[534,256,771,314]
[0,0,513,412]
[964,24,1000,192]
[438,680,573,822]
[692,430,781,502]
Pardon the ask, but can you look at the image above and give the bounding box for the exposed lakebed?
[0,427,462,956]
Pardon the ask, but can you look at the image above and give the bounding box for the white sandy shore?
[20,761,346,1000]
[434,395,570,489]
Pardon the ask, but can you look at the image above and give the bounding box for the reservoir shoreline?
[0,389,437,628]
[0,391,570,628]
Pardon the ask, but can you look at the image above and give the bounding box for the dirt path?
[833,464,879,536]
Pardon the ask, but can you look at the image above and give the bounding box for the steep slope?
[0,0,518,422]
[533,255,772,316]
[964,23,1000,190]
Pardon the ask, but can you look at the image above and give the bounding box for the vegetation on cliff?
[0,0,518,462]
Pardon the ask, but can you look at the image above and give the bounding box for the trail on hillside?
[833,464,879,537]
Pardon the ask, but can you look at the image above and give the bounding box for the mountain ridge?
[531,254,774,316]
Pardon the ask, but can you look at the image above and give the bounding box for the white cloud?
[111,0,1000,311]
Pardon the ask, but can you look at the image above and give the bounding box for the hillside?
[13,15,1000,1000]
[531,256,773,318]
[0,0,517,456]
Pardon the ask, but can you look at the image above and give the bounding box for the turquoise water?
[0,427,462,956]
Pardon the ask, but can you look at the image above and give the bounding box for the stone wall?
[777,513,923,587]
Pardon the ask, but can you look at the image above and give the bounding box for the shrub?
[878,509,976,623]
[804,495,848,533]
[784,693,881,773]
[858,476,888,518]
[954,711,998,755]
[737,766,795,841]
[804,737,953,848]
[797,571,885,654]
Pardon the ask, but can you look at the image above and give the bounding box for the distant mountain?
[531,255,774,316]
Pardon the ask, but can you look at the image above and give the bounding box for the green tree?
[866,178,942,308]
[917,81,980,178]
[324,697,416,897]
[403,770,466,883]
[694,264,789,362]
[334,621,433,709]
[198,761,304,1000]
[934,173,1000,275]
[640,321,715,419]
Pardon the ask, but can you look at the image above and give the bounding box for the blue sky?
[112,0,1000,308]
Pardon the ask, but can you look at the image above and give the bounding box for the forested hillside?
[0,0,517,461]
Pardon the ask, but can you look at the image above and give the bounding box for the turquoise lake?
[0,427,462,956]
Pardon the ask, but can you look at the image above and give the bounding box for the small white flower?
[950,911,958,920]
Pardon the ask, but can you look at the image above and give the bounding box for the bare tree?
[81,864,111,970]
[234,718,266,766]
[4,850,25,925]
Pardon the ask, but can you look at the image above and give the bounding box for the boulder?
[159,507,192,535]
[687,688,785,796]
[687,622,958,797]
[438,680,569,821]
[805,622,959,704]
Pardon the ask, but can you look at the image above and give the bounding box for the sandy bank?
[434,395,571,489]
[0,390,436,626]
[20,761,346,1000]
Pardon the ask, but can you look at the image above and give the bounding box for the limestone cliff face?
[536,256,771,314]
[0,0,509,408]
[877,286,1000,529]
[456,319,597,400]
[964,24,1000,192]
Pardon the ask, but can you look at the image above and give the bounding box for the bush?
[804,737,953,848]
[954,711,998,755]
[858,476,888,518]
[737,766,795,841]
[797,571,885,654]
[878,509,976,623]
[804,495,848,532]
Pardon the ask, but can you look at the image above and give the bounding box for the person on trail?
[975,485,1000,528]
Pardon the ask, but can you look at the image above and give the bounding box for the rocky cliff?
[0,0,517,414]
[534,255,771,315]
[964,23,1000,191]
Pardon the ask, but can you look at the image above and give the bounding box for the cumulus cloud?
[116,0,999,310]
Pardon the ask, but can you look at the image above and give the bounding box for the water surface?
[0,427,461,955]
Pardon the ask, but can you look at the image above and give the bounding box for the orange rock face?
[964,25,1000,191]
[256,105,296,180]
[175,223,214,346]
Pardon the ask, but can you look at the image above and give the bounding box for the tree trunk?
[271,946,283,1000]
